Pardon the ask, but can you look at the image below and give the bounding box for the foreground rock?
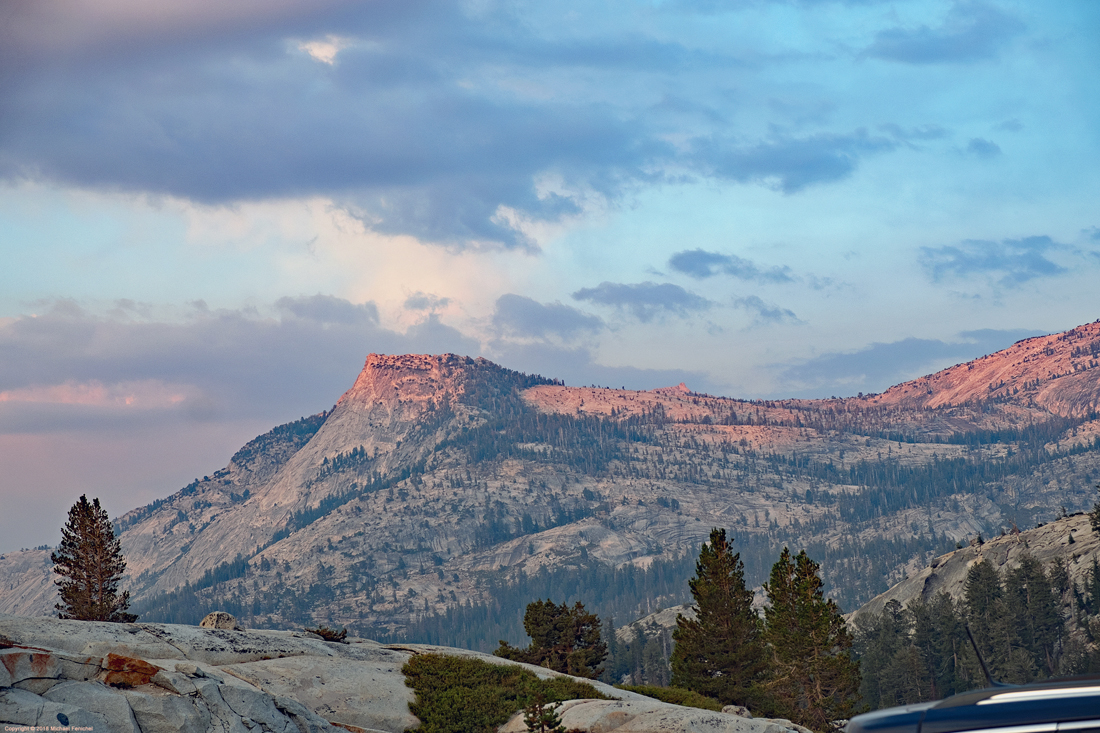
[1,613,799,733]
[500,699,812,733]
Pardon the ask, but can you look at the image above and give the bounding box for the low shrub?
[402,653,610,733]
[304,625,348,642]
[614,684,723,711]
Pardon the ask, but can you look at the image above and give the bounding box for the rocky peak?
[337,353,480,415]
[869,320,1100,415]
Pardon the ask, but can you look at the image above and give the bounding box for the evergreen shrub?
[402,653,609,733]
[614,684,723,711]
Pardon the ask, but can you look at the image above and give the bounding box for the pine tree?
[670,528,766,707]
[523,691,566,733]
[963,559,1003,679]
[1089,483,1100,535]
[51,495,137,622]
[1003,554,1062,679]
[910,592,973,698]
[762,548,861,732]
[495,599,607,678]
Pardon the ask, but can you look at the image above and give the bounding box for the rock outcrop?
[849,512,1100,626]
[0,613,804,733]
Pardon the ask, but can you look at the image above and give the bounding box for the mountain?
[2,321,1099,650]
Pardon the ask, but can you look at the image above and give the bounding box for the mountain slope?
[2,321,1099,648]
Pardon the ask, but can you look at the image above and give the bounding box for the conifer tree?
[1002,554,1062,680]
[670,528,766,707]
[910,591,973,698]
[1089,483,1100,535]
[763,548,861,732]
[51,495,137,622]
[963,558,1003,678]
[495,599,607,678]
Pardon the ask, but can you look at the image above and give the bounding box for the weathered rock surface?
[1,613,797,733]
[500,699,809,733]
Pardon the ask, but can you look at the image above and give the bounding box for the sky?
[1,0,1098,551]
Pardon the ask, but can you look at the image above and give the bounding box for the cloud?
[919,236,1070,286]
[693,129,897,193]
[966,138,1001,158]
[0,298,479,432]
[879,123,951,145]
[669,249,794,283]
[777,328,1044,397]
[404,292,451,312]
[492,294,603,340]
[571,282,712,322]
[732,296,800,324]
[864,2,1025,65]
[0,0,932,248]
[298,35,353,65]
[276,294,379,325]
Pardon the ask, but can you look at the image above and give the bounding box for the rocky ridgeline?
[0,612,811,733]
[850,512,1100,625]
[866,321,1100,416]
[3,322,1099,636]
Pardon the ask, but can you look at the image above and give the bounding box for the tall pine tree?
[670,528,766,707]
[763,548,861,732]
[51,495,137,622]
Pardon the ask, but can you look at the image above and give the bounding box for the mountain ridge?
[1,321,1098,649]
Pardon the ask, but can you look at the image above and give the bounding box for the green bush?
[614,684,723,711]
[402,653,610,733]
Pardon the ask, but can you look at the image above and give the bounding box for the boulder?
[200,611,242,630]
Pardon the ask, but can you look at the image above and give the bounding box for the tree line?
[489,529,860,733]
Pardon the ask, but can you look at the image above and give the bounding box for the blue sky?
[1,0,1098,550]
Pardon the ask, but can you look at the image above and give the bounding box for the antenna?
[965,624,1009,688]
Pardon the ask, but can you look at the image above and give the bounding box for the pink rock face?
[337,353,480,414]
[867,320,1100,416]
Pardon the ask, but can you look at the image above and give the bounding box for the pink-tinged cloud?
[1,0,359,60]
[0,380,193,408]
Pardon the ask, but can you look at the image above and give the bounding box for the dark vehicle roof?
[846,677,1100,733]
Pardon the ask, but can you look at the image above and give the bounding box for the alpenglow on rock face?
[0,613,812,733]
[2,322,1099,640]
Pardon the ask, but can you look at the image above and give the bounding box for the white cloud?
[297,35,353,65]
